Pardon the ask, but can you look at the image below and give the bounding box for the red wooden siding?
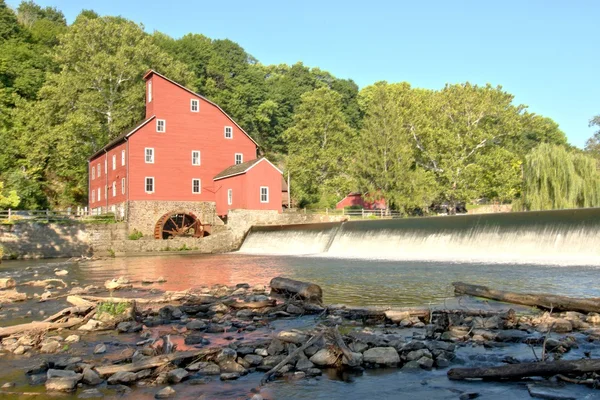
[336,193,386,210]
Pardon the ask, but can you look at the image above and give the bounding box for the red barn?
[88,71,282,238]
[336,193,386,210]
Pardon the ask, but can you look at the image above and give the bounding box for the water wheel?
[154,212,208,239]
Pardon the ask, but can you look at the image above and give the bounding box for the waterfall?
[238,208,600,265]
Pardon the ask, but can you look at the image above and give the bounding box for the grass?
[107,248,115,257]
[97,301,130,316]
[128,229,143,240]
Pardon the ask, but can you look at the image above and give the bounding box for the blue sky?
[8,0,599,148]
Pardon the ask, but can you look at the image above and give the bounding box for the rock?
[309,348,339,367]
[27,360,49,375]
[435,357,450,368]
[155,386,176,399]
[276,331,308,344]
[78,319,102,331]
[231,287,247,296]
[209,303,229,314]
[219,360,247,374]
[220,372,240,381]
[167,368,188,383]
[255,348,268,356]
[55,270,69,276]
[537,318,573,333]
[40,340,61,354]
[262,355,286,367]
[296,358,315,371]
[417,356,434,370]
[158,305,182,320]
[107,371,138,385]
[206,324,226,333]
[342,351,363,366]
[216,348,237,363]
[188,377,212,385]
[348,341,369,353]
[2,382,15,388]
[236,309,254,319]
[0,278,16,289]
[385,310,412,323]
[189,362,220,375]
[117,321,142,333]
[184,333,205,345]
[363,347,400,366]
[236,346,255,356]
[305,368,322,377]
[267,338,285,355]
[13,345,28,355]
[243,354,263,366]
[65,335,80,343]
[286,304,304,314]
[472,315,503,330]
[54,357,83,369]
[459,393,480,400]
[496,330,530,342]
[78,389,104,399]
[46,377,79,392]
[401,361,421,371]
[186,320,207,330]
[82,368,103,386]
[406,349,432,361]
[527,383,575,400]
[250,395,264,400]
[94,343,107,354]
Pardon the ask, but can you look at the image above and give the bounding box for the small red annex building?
[335,193,386,210]
[88,71,282,230]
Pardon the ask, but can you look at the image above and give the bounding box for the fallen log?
[270,277,322,304]
[330,326,362,367]
[43,305,93,323]
[448,358,600,381]
[261,331,325,385]
[452,282,600,314]
[0,318,83,338]
[95,347,219,376]
[66,295,96,308]
[229,299,276,309]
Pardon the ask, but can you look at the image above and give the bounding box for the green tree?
[0,0,21,41]
[516,143,600,211]
[283,87,355,207]
[0,181,20,208]
[585,115,600,160]
[354,82,435,212]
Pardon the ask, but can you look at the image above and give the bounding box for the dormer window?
[224,126,232,139]
[148,81,152,102]
[156,119,166,133]
[191,99,199,112]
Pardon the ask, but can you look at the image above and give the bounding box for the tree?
[354,82,435,212]
[0,181,20,208]
[516,143,600,211]
[0,0,21,41]
[283,87,355,207]
[585,115,600,161]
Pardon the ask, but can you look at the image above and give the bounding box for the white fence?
[285,208,404,219]
[0,208,117,222]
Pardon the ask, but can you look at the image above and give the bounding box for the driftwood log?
[0,318,83,338]
[453,282,600,314]
[95,348,219,376]
[448,358,600,380]
[330,326,362,367]
[229,299,276,309]
[270,277,322,304]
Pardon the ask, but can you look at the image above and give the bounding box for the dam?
[239,208,600,265]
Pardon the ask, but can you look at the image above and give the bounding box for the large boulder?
[309,348,339,367]
[363,347,400,366]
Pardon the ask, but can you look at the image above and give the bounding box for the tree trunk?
[0,318,83,338]
[270,277,323,304]
[452,282,600,314]
[448,359,600,380]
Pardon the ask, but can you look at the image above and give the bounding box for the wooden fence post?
[361,209,365,219]
[8,209,11,220]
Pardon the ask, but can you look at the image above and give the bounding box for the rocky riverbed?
[1,260,600,399]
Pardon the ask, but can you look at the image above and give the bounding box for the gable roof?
[144,70,260,147]
[89,116,156,160]
[213,157,283,181]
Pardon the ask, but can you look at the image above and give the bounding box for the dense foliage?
[0,1,597,212]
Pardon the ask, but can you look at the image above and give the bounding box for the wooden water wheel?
[154,211,209,239]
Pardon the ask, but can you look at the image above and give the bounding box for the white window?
[224,126,232,139]
[97,188,101,202]
[145,177,154,193]
[121,178,125,195]
[112,181,116,197]
[148,81,152,102]
[235,153,243,165]
[192,150,201,166]
[145,148,154,163]
[97,164,101,178]
[91,166,95,180]
[191,99,199,112]
[156,119,166,133]
[112,154,116,170]
[121,150,126,166]
[227,189,233,205]
[91,190,95,203]
[192,179,201,194]
[260,186,269,203]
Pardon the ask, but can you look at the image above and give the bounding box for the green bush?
[97,301,129,316]
[128,229,143,240]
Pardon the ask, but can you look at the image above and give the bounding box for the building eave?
[88,116,155,161]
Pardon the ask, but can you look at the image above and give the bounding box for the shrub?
[128,229,143,240]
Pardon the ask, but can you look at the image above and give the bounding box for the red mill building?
[88,71,282,239]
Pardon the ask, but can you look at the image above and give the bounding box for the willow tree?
[517,143,600,211]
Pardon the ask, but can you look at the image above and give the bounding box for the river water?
[2,253,600,399]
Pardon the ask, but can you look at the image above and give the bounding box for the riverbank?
[1,258,600,399]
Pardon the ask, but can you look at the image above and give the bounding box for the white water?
[238,209,600,266]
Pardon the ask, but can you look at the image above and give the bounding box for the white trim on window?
[145,177,154,194]
[112,154,116,170]
[192,178,201,194]
[224,126,233,139]
[227,189,233,205]
[260,186,269,203]
[97,164,101,178]
[121,178,125,195]
[145,148,154,164]
[91,166,95,180]
[191,150,201,166]
[121,150,126,166]
[97,188,101,202]
[91,190,95,203]
[112,181,116,197]
[235,153,243,165]
[156,119,166,133]
[190,99,199,112]
[148,81,152,103]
